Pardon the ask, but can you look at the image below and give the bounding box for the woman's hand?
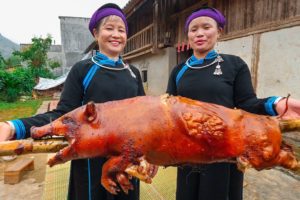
[0,122,14,141]
[276,97,300,119]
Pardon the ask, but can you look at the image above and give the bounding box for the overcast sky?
[0,0,128,44]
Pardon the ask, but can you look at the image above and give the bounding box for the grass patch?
[0,99,43,121]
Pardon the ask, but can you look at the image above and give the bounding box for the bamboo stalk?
[279,119,300,133]
[0,138,68,156]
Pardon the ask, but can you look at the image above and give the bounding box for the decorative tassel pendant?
[213,55,223,76]
[213,64,222,75]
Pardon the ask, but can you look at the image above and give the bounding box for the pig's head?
[31,102,98,140]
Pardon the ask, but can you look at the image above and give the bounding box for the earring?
[215,41,220,54]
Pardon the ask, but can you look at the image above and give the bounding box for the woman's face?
[188,16,221,58]
[93,16,127,58]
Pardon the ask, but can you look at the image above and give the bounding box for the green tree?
[14,35,52,68]
[0,53,5,69]
[48,59,61,69]
[0,35,60,102]
[0,67,35,102]
[4,54,22,69]
[13,35,56,80]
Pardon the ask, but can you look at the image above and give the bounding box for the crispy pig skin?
[31,95,299,194]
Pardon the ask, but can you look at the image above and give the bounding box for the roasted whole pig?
[30,94,300,194]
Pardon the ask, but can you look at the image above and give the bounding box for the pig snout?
[31,125,53,139]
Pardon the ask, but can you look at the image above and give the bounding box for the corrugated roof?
[34,73,68,90]
[34,53,91,90]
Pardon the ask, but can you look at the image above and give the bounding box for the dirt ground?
[0,154,48,200]
[1,156,300,200]
[0,101,50,200]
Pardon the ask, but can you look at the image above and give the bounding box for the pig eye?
[62,116,75,124]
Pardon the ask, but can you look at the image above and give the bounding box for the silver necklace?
[91,56,136,78]
[185,55,224,76]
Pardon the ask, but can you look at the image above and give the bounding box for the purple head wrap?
[89,7,128,35]
[185,7,226,32]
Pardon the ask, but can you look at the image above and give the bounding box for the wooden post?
[251,33,261,91]
[152,0,158,53]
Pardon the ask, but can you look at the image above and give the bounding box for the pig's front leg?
[101,156,135,194]
[48,145,77,167]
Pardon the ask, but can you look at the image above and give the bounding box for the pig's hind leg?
[274,142,300,170]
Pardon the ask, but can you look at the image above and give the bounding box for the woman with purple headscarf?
[0,3,146,200]
[166,6,300,200]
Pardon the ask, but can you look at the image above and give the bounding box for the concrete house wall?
[217,26,300,99]
[124,0,300,98]
[47,45,64,76]
[129,47,177,95]
[128,24,300,97]
[59,16,94,73]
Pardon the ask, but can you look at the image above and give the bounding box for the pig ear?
[85,101,97,122]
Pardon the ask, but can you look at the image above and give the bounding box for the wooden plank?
[220,15,300,41]
[283,0,289,19]
[235,0,242,31]
[297,0,300,16]
[228,0,236,31]
[264,0,272,22]
[238,0,245,30]
[223,0,229,33]
[153,0,158,53]
[227,0,233,32]
[169,0,208,19]
[122,44,153,57]
[271,0,287,21]
[208,0,214,7]
[287,0,297,18]
[253,0,265,25]
[244,0,253,29]
[177,16,183,43]
[125,24,154,54]
[166,0,300,47]
[124,0,148,18]
[271,0,280,21]
[4,157,34,184]
[280,0,287,20]
[124,49,153,61]
[127,24,154,43]
[159,0,166,46]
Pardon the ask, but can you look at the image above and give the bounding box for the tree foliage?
[0,35,61,102]
[0,53,5,70]
[14,36,52,68]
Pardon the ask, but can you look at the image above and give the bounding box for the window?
[142,70,147,83]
